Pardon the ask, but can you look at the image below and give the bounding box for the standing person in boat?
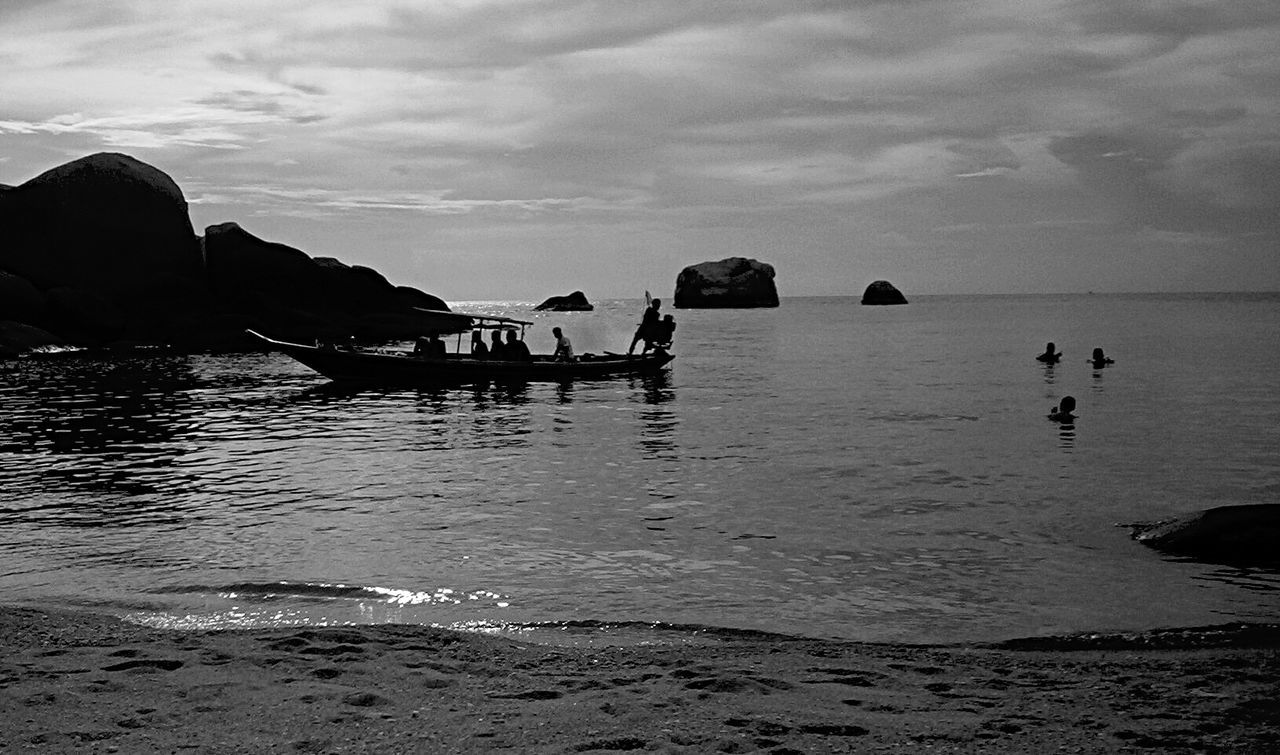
[505,329,532,361]
[1036,342,1062,364]
[470,329,488,359]
[552,327,575,362]
[628,297,662,355]
[489,329,507,360]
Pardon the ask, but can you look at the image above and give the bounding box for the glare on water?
[1,294,1278,643]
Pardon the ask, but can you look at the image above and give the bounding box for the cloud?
[2,0,1279,295]
[0,101,310,149]
[1158,142,1280,211]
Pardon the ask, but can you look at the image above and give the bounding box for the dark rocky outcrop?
[673,257,778,309]
[1131,504,1280,566]
[0,152,451,355]
[201,223,448,342]
[0,271,46,323]
[0,153,202,296]
[861,280,908,305]
[0,320,66,358]
[533,291,593,311]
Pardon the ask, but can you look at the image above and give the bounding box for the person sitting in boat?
[414,332,448,359]
[552,327,575,362]
[649,314,676,351]
[489,329,507,360]
[1036,342,1062,364]
[1048,395,1077,422]
[628,298,661,355]
[470,329,488,359]
[505,329,532,361]
[1089,347,1114,369]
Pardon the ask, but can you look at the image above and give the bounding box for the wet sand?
[1,607,1278,753]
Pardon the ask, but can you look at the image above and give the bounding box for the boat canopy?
[411,308,535,334]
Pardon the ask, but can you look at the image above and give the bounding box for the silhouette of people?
[489,329,507,360]
[505,329,532,361]
[414,333,447,358]
[629,298,662,355]
[1048,395,1077,422]
[650,314,676,351]
[552,326,575,362]
[470,330,488,358]
[1036,342,1062,364]
[1089,348,1114,369]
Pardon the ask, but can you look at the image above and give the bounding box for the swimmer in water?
[1036,342,1062,364]
[1089,347,1115,369]
[1048,395,1077,422]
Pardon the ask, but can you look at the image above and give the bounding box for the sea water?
[1,294,1278,643]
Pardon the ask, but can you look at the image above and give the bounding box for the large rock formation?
[0,321,66,359]
[673,257,778,309]
[861,280,908,305]
[533,291,593,311]
[1131,504,1280,566]
[0,153,451,354]
[0,271,45,323]
[202,223,449,342]
[0,153,201,295]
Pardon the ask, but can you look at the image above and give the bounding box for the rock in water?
[0,152,453,352]
[861,280,908,305]
[203,222,450,341]
[1131,504,1280,566]
[0,271,46,323]
[0,152,201,296]
[0,320,66,358]
[534,291,594,311]
[673,257,778,309]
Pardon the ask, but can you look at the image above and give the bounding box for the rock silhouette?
[533,291,594,311]
[861,280,908,305]
[673,257,779,308]
[1131,504,1280,566]
[0,153,450,355]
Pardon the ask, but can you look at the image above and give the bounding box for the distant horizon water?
[2,293,1278,644]
[452,290,1280,306]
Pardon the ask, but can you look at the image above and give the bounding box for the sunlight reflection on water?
[2,294,1279,643]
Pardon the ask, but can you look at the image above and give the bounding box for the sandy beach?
[1,608,1277,753]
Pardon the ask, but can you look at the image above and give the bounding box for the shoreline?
[2,607,1278,753]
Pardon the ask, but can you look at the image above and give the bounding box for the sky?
[2,0,1278,301]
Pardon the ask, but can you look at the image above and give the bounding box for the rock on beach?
[1131,503,1280,565]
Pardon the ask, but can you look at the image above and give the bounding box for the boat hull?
[250,332,674,385]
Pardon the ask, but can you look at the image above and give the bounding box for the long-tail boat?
[247,310,673,385]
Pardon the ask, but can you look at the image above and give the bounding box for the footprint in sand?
[100,659,184,672]
[488,689,563,701]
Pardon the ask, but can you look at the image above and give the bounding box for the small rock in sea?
[533,291,593,311]
[673,257,779,309]
[860,280,908,305]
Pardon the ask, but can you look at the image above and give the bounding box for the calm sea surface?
[2,294,1278,644]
